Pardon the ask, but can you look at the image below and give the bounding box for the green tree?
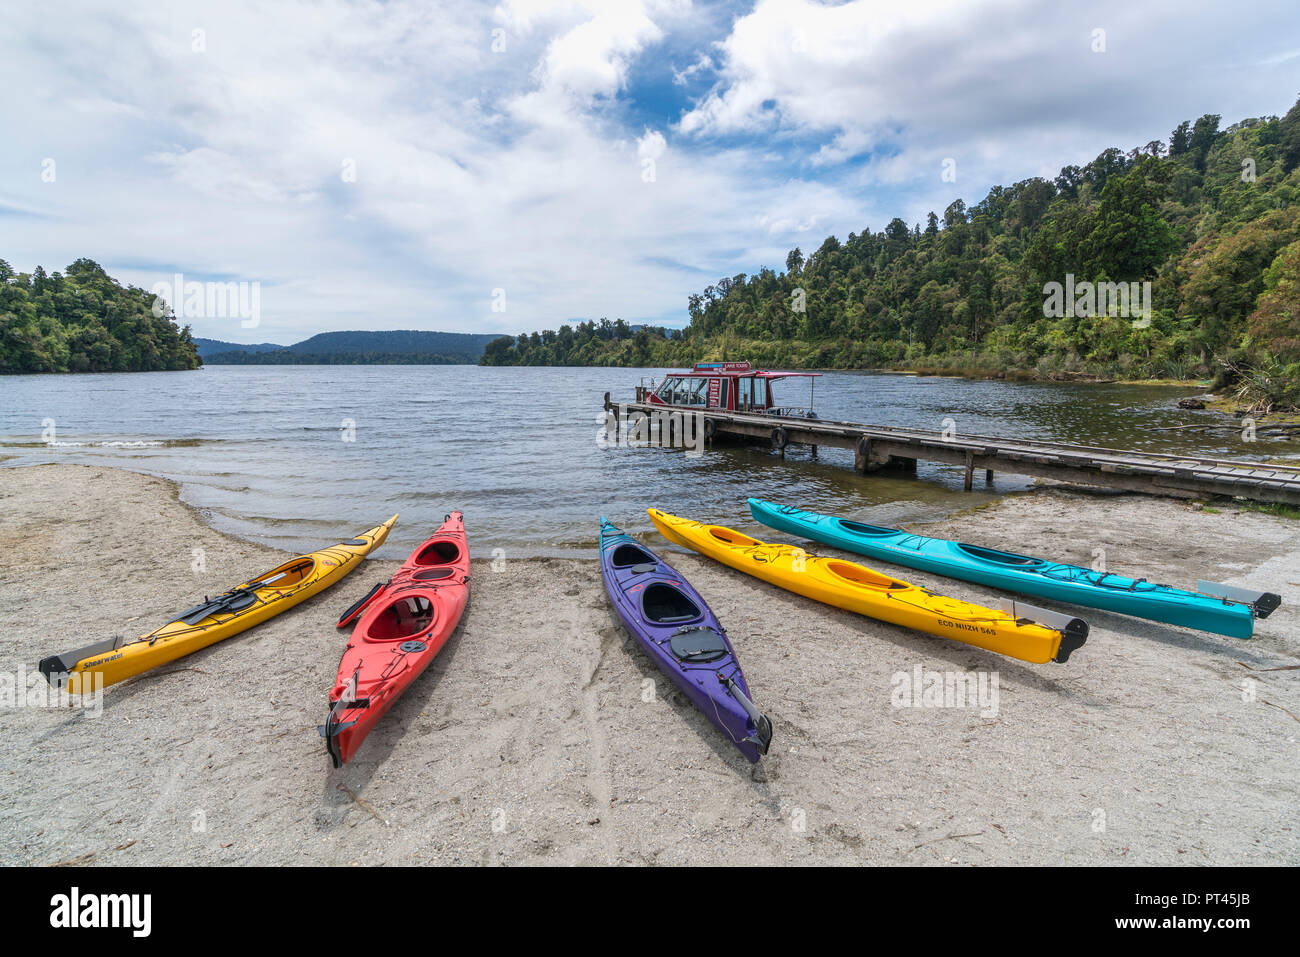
[0,258,200,374]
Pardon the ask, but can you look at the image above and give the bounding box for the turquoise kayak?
[748,498,1280,639]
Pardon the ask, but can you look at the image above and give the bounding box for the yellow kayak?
[647,509,1087,664]
[40,515,397,691]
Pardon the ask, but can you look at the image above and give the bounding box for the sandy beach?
[1,463,1297,866]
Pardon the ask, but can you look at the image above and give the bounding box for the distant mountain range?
[197,330,502,364]
[194,338,283,358]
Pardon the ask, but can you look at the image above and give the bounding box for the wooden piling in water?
[854,438,871,475]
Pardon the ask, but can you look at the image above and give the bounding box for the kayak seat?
[414,540,461,566]
[642,583,700,624]
[611,543,654,567]
[366,596,434,640]
[668,626,728,663]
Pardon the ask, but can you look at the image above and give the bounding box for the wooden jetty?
[604,395,1300,506]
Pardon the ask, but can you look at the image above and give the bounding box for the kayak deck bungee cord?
[748,498,1280,639]
[38,515,397,691]
[647,508,1087,664]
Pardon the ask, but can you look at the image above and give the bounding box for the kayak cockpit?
[956,543,1043,567]
[642,583,701,624]
[366,596,434,640]
[825,560,909,591]
[838,519,899,537]
[709,526,760,548]
[414,540,461,566]
[611,543,655,567]
[248,558,315,590]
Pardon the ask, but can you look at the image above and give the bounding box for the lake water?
[0,365,1285,558]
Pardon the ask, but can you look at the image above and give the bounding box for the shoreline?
[1,464,1297,865]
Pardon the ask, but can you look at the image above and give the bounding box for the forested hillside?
[203,329,499,364]
[193,337,283,359]
[0,259,200,374]
[482,98,1300,402]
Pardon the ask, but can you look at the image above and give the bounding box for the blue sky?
[2,0,1298,343]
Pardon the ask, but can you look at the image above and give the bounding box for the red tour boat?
[637,362,820,417]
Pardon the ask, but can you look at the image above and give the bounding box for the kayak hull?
[749,498,1261,639]
[324,512,470,767]
[649,508,1084,664]
[39,515,397,690]
[600,518,771,763]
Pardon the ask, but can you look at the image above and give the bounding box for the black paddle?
[336,580,390,628]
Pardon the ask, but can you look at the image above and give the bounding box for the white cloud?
[1,0,1296,342]
[637,129,667,160]
[498,0,689,111]
[672,52,714,86]
[680,0,978,137]
[681,0,1300,223]
[535,6,661,100]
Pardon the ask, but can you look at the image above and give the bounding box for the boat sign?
[693,361,751,372]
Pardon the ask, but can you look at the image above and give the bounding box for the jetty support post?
[603,392,618,440]
[985,468,994,485]
[963,451,975,491]
[854,437,871,475]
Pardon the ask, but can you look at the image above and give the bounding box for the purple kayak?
[599,517,773,763]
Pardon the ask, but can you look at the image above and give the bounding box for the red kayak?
[321,512,470,767]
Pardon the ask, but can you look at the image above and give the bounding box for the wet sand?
[1,464,1297,865]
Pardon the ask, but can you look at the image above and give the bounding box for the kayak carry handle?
[336,580,389,629]
[997,598,1089,663]
[1197,581,1282,619]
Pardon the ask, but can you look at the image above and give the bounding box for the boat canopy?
[641,361,820,414]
